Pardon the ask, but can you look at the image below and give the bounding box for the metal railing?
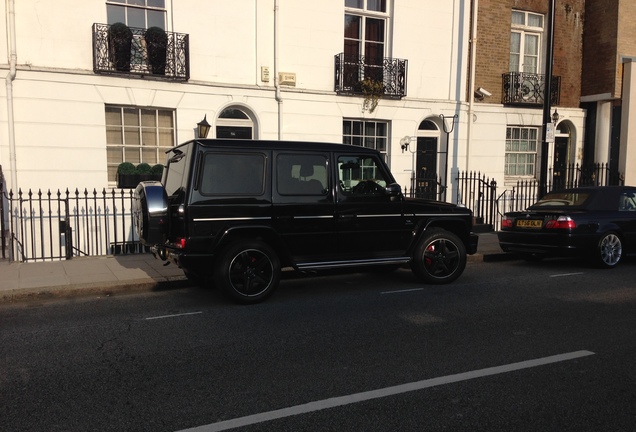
[2,187,145,262]
[502,72,560,105]
[334,52,407,98]
[92,23,189,81]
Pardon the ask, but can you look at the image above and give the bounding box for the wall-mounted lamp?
[197,115,211,139]
[552,109,560,126]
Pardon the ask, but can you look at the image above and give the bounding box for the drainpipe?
[5,0,17,191]
[466,0,478,172]
[274,0,283,140]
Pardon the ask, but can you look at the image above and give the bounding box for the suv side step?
[296,257,411,271]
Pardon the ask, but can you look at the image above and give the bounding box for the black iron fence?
[1,186,144,262]
[0,166,7,259]
[0,162,623,261]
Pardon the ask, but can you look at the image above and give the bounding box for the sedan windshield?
[532,192,590,207]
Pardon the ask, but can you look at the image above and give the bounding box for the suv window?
[338,155,389,195]
[276,154,328,196]
[200,153,265,195]
[164,147,190,198]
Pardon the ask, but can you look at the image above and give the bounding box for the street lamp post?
[440,114,458,202]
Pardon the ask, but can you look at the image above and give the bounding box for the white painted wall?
[0,0,586,204]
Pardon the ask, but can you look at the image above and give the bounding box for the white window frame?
[505,126,539,177]
[106,0,167,30]
[510,10,544,74]
[344,1,390,61]
[105,105,176,183]
[343,119,389,159]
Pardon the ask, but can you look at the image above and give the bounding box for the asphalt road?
[2,257,636,431]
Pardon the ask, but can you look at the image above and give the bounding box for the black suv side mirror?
[386,182,402,197]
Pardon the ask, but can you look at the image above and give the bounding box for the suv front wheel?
[411,228,466,284]
[214,240,281,304]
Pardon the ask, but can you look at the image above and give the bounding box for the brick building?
[581,0,636,186]
[470,0,586,191]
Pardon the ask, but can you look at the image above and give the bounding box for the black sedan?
[498,186,636,267]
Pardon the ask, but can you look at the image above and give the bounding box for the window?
[510,10,544,73]
[105,106,175,182]
[277,154,328,196]
[343,119,388,156]
[344,0,388,83]
[107,0,166,29]
[216,107,254,139]
[200,153,265,196]
[338,155,389,195]
[505,126,538,177]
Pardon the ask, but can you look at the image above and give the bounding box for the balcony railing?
[334,53,407,98]
[92,23,189,81]
[502,72,560,105]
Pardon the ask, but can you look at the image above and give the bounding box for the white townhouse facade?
[0,0,588,205]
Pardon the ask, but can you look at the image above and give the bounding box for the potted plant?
[145,26,168,75]
[135,162,153,182]
[360,77,384,113]
[108,22,133,72]
[117,162,138,188]
[150,164,164,180]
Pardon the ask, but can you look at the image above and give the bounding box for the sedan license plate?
[516,219,543,229]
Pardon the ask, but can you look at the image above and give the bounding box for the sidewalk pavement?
[0,232,510,304]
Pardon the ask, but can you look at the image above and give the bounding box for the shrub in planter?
[135,162,152,174]
[150,164,164,177]
[135,162,155,182]
[145,26,168,75]
[117,162,139,188]
[108,22,133,72]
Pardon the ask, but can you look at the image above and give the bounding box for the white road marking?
[176,350,595,432]
[380,288,424,295]
[144,311,203,320]
[550,272,585,278]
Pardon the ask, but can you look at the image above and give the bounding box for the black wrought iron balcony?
[502,72,560,105]
[334,53,407,98]
[92,23,189,81]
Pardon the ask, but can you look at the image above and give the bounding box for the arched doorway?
[415,119,441,199]
[216,107,255,139]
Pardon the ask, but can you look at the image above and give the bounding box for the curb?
[0,276,189,304]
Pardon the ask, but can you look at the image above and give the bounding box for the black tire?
[214,240,280,304]
[596,232,622,268]
[410,228,466,284]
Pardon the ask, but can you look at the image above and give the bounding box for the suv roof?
[174,139,381,154]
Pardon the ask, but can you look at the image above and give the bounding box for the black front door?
[553,137,568,190]
[415,137,438,199]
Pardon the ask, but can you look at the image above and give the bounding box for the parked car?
[498,186,636,267]
[133,139,478,303]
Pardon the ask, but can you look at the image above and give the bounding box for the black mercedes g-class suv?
[133,139,478,303]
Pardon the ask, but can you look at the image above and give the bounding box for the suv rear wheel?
[214,240,281,304]
[411,228,466,284]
